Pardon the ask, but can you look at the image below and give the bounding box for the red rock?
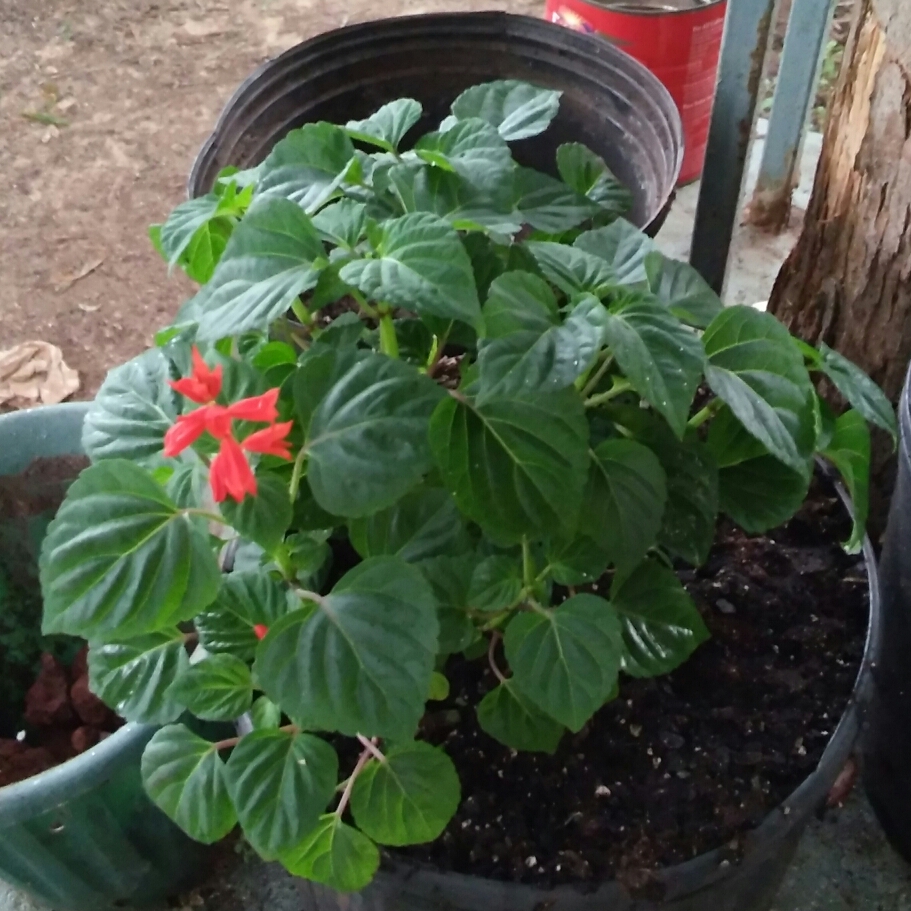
[0,738,25,760]
[70,674,112,727]
[24,654,73,727]
[70,644,89,682]
[71,726,101,754]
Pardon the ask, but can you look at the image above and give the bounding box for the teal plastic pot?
[0,404,209,911]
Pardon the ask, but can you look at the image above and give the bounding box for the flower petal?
[241,421,294,459]
[170,348,223,404]
[163,411,209,457]
[226,387,280,424]
[210,436,257,503]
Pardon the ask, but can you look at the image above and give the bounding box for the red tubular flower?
[168,347,222,404]
[227,388,280,424]
[209,436,258,503]
[253,624,269,640]
[241,421,294,459]
[163,410,210,457]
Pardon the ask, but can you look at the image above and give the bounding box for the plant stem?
[379,311,399,358]
[580,353,614,399]
[522,537,535,589]
[336,747,374,819]
[187,508,228,526]
[290,299,313,327]
[687,399,720,429]
[487,632,507,684]
[289,446,308,503]
[350,289,378,320]
[356,735,387,764]
[584,379,633,409]
[215,722,298,752]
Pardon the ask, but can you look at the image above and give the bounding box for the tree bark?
[768,0,911,530]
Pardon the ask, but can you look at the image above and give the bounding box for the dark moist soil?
[398,475,868,888]
[0,454,121,789]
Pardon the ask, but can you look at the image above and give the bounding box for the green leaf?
[257,123,356,212]
[416,554,476,654]
[280,815,379,892]
[526,242,618,297]
[220,473,292,553]
[429,389,589,542]
[158,187,249,268]
[312,199,367,249]
[40,460,220,639]
[644,251,723,328]
[168,653,253,721]
[451,80,562,141]
[610,559,709,677]
[340,213,482,328]
[195,571,291,660]
[581,439,667,575]
[226,730,338,859]
[483,271,558,338]
[817,343,897,442]
[545,535,611,586]
[703,306,816,475]
[82,350,178,465]
[429,672,450,701]
[414,118,513,189]
[556,143,632,216]
[821,409,871,552]
[477,680,565,753]
[88,629,189,724]
[351,742,460,846]
[256,557,438,740]
[346,99,422,152]
[468,555,523,612]
[181,218,233,284]
[294,345,366,433]
[707,405,810,533]
[191,197,325,341]
[304,353,446,517]
[601,294,705,437]
[513,168,601,233]
[141,724,237,844]
[250,695,282,730]
[284,532,332,586]
[477,295,606,399]
[349,488,469,563]
[505,594,621,732]
[574,220,654,287]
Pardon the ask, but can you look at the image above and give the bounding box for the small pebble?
[595,785,611,797]
[716,598,736,614]
[629,724,643,738]
[525,855,537,868]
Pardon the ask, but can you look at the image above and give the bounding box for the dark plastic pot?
[290,473,880,911]
[188,12,683,235]
[0,404,208,911]
[863,364,911,862]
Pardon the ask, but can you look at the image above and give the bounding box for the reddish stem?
[488,631,507,684]
[335,747,373,819]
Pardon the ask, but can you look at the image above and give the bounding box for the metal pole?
[690,0,780,294]
[748,0,835,230]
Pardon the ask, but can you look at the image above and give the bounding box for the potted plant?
[40,82,892,909]
[0,404,210,911]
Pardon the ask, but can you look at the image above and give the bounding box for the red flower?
[163,409,209,457]
[242,421,294,459]
[209,436,258,503]
[227,388,280,423]
[169,347,222,404]
[253,624,269,640]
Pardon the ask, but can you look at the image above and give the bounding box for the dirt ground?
[0,0,539,398]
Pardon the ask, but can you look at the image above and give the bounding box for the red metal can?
[544,0,727,185]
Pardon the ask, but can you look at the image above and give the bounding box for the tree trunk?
[767,0,911,530]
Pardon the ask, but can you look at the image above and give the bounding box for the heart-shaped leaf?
[141,724,237,843]
[312,199,368,250]
[168,653,253,721]
[88,629,189,724]
[41,460,220,639]
[82,350,178,465]
[280,815,379,892]
[255,557,438,740]
[257,122,356,211]
[340,213,482,328]
[477,679,565,753]
[226,729,338,859]
[416,554,476,654]
[820,409,871,552]
[450,81,562,141]
[349,488,470,563]
[346,99,422,152]
[483,271,559,338]
[610,559,709,677]
[351,741,460,846]
[414,118,514,190]
[556,143,632,216]
[220,473,293,552]
[191,197,326,341]
[574,220,654,287]
[525,242,618,297]
[304,352,446,517]
[477,294,606,399]
[703,306,815,475]
[429,389,589,542]
[468,555,524,613]
[600,294,705,437]
[504,594,622,731]
[644,251,723,328]
[581,439,667,575]
[545,535,611,586]
[513,168,601,233]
